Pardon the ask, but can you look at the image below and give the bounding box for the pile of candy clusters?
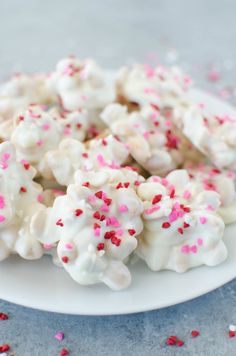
[0,56,235,291]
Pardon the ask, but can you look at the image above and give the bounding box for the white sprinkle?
[229,324,236,331]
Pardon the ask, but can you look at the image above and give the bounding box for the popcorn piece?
[0,141,44,261]
[44,135,130,185]
[174,104,236,171]
[136,169,227,272]
[31,169,144,290]
[116,64,192,110]
[101,103,202,176]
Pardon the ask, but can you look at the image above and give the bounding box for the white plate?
[0,88,236,315]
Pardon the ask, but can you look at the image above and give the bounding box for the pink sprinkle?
[116,229,124,236]
[36,140,43,146]
[97,154,106,167]
[161,178,168,186]
[94,228,101,237]
[197,238,203,246]
[169,210,179,223]
[183,190,191,200]
[42,123,50,131]
[207,204,214,211]
[118,204,128,213]
[37,194,44,203]
[2,153,10,161]
[0,215,5,222]
[0,196,5,209]
[143,131,151,139]
[199,216,207,224]
[88,195,96,204]
[165,120,172,127]
[55,332,64,341]
[100,204,109,212]
[181,245,190,254]
[208,69,220,82]
[109,216,120,227]
[43,243,54,250]
[190,245,198,253]
[63,128,71,136]
[151,112,158,120]
[144,206,160,214]
[0,161,8,170]
[65,243,73,250]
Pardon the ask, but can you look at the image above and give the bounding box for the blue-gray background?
[0,1,236,355]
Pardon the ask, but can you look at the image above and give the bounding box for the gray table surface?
[1,1,236,355]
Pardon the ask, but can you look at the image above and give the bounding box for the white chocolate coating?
[101,103,202,176]
[44,135,130,185]
[0,141,44,261]
[136,170,227,272]
[31,168,144,290]
[116,64,191,109]
[174,104,236,171]
[47,57,115,112]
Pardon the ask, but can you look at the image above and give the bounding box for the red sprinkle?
[0,313,8,320]
[76,123,82,129]
[178,227,184,235]
[191,330,200,338]
[169,189,175,198]
[23,162,30,170]
[102,138,107,146]
[176,340,184,347]
[111,236,121,246]
[0,344,10,352]
[97,243,105,251]
[152,194,162,205]
[162,222,171,229]
[183,222,190,229]
[128,229,136,236]
[104,231,116,240]
[20,186,27,193]
[56,219,64,227]
[61,256,69,264]
[82,152,88,158]
[166,335,177,346]
[82,182,90,187]
[75,209,83,217]
[229,331,236,338]
[93,211,100,219]
[100,215,106,221]
[95,191,103,199]
[124,182,130,188]
[60,348,69,356]
[104,198,112,206]
[116,182,123,189]
[93,223,100,229]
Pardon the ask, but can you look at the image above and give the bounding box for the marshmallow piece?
[44,135,130,185]
[116,64,192,109]
[136,170,227,273]
[0,141,44,260]
[31,168,144,290]
[47,57,115,112]
[101,103,202,176]
[174,104,236,171]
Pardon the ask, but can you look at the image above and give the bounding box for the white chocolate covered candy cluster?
[31,168,144,290]
[174,105,236,171]
[116,63,192,110]
[136,170,227,272]
[101,103,202,176]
